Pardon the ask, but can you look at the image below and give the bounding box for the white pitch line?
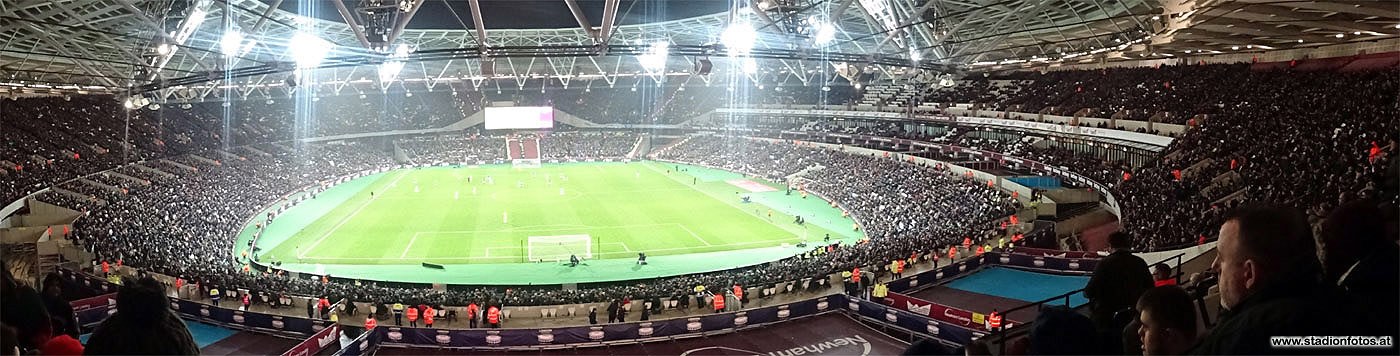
[399,232,420,258]
[297,171,408,259]
[676,224,712,246]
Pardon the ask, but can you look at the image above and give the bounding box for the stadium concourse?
[2,24,1399,356]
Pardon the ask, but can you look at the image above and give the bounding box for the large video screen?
[485,106,554,130]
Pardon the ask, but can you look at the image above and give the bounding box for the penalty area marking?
[297,171,408,259]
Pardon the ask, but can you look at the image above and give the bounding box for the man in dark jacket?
[85,277,199,355]
[1191,206,1370,355]
[1085,232,1154,331]
[1318,199,1398,340]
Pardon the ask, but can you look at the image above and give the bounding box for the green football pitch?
[244,161,862,284]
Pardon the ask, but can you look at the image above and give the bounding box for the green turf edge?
[243,161,865,285]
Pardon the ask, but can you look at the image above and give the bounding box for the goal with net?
[526,234,592,262]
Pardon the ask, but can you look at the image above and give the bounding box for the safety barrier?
[332,328,378,356]
[168,297,335,338]
[281,322,341,356]
[70,292,117,331]
[372,295,841,349]
[847,296,984,346]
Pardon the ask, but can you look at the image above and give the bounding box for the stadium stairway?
[627,134,650,159]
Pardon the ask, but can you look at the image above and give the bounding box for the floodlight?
[638,40,669,72]
[910,50,922,62]
[289,32,332,68]
[156,43,172,55]
[721,21,756,55]
[221,30,244,57]
[814,22,837,46]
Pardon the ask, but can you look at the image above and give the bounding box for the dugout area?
[236,161,864,285]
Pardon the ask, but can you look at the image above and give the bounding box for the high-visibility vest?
[424,307,435,324]
[963,237,972,247]
[175,278,184,289]
[949,247,957,259]
[392,303,404,314]
[976,245,985,255]
[365,317,377,330]
[988,312,1002,329]
[101,261,110,273]
[242,294,250,305]
[466,304,478,319]
[851,268,861,283]
[712,295,725,310]
[487,307,500,324]
[732,286,744,300]
[210,288,220,297]
[406,307,419,321]
[998,238,1006,249]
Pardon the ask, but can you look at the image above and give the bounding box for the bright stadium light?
[721,21,757,55]
[378,43,410,82]
[637,40,669,72]
[910,50,922,62]
[221,30,244,57]
[813,19,837,46]
[289,32,332,69]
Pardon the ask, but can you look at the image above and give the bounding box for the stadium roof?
[1,0,1396,98]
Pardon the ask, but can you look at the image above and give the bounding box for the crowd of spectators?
[207,91,472,139]
[24,130,1016,310]
[539,132,638,160]
[397,133,506,165]
[0,96,226,204]
[1114,68,1398,250]
[938,64,1250,122]
[657,137,1018,256]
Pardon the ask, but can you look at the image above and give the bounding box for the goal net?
[527,234,592,262]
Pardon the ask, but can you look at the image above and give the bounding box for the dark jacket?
[1190,265,1368,355]
[85,311,199,355]
[1083,250,1153,330]
[1338,243,1399,340]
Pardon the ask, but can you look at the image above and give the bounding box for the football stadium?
[0,0,1397,355]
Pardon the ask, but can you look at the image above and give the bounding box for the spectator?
[1318,199,1399,339]
[0,267,50,352]
[41,273,78,338]
[1136,286,1198,355]
[84,276,199,355]
[1153,263,1177,287]
[1084,232,1153,339]
[1027,305,1098,355]
[1192,206,1360,354]
[40,335,83,356]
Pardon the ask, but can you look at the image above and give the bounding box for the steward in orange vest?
[732,285,744,307]
[406,305,420,327]
[424,306,435,327]
[364,316,377,330]
[486,306,501,328]
[466,303,480,328]
[712,293,726,313]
